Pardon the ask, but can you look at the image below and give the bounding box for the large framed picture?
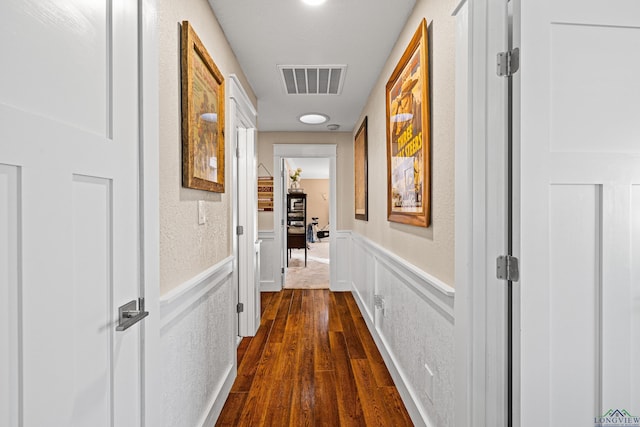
[354,116,368,221]
[385,19,430,227]
[181,21,225,193]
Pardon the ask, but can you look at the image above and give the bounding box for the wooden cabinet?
[287,193,307,267]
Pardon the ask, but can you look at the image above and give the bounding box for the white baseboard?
[199,363,236,427]
[332,230,352,291]
[351,288,429,427]
[160,257,237,427]
[350,232,455,427]
[258,231,281,291]
[260,280,280,292]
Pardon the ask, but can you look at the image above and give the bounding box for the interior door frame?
[272,144,337,290]
[454,0,512,425]
[140,0,162,425]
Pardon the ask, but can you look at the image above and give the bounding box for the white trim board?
[351,233,454,307]
[454,0,511,425]
[333,230,351,292]
[140,0,162,424]
[160,256,234,330]
[257,231,279,292]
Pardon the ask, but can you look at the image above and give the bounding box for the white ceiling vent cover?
[278,65,347,95]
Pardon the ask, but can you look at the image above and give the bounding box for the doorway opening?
[272,144,337,291]
[283,157,331,289]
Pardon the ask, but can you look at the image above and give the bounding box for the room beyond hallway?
[285,241,330,289]
[215,289,412,426]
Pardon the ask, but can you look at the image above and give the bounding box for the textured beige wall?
[301,179,330,229]
[159,0,256,294]
[257,132,353,232]
[351,0,456,287]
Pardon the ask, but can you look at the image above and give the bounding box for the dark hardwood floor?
[215,289,413,426]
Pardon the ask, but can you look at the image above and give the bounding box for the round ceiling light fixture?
[327,124,340,131]
[302,0,326,5]
[299,113,329,125]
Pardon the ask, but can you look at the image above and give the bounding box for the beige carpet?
[284,241,330,289]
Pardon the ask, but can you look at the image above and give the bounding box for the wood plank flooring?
[215,289,413,426]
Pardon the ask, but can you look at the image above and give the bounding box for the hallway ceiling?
[208,0,416,132]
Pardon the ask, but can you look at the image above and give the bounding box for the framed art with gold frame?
[354,116,368,221]
[385,19,430,227]
[181,21,225,192]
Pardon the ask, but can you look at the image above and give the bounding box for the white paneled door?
[0,0,145,426]
[520,1,640,426]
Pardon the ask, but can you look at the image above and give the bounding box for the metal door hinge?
[497,255,519,282]
[236,302,244,313]
[236,225,244,235]
[497,48,520,77]
[281,267,285,274]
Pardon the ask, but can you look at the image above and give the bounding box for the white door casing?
[0,0,155,425]
[455,0,511,425]
[229,75,259,337]
[519,1,640,426]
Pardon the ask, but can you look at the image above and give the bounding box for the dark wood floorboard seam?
[215,289,412,426]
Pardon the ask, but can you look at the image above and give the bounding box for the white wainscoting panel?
[160,257,236,427]
[631,185,640,403]
[258,231,279,291]
[350,233,455,427]
[0,164,20,427]
[549,185,600,422]
[333,230,351,291]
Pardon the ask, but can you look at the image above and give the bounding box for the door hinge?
[497,255,519,282]
[236,302,244,313]
[235,144,240,158]
[236,225,244,235]
[497,48,520,77]
[281,267,285,274]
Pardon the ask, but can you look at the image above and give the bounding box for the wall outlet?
[424,363,435,402]
[198,200,206,225]
[374,294,386,317]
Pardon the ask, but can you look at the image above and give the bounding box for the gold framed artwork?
[181,21,225,193]
[354,116,368,221]
[385,18,431,227]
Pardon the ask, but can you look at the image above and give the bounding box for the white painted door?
[230,76,259,337]
[248,129,261,332]
[0,0,145,426]
[280,158,287,287]
[519,1,640,425]
[237,127,260,336]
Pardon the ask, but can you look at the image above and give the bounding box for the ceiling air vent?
[278,65,347,95]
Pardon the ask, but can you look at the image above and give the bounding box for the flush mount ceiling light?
[299,113,329,125]
[302,0,326,5]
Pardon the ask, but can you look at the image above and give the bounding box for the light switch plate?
[198,200,206,225]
